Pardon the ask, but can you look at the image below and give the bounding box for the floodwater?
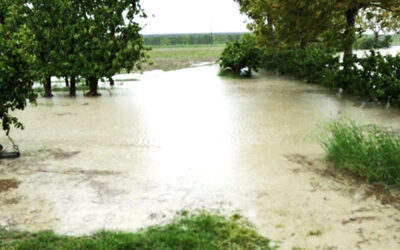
[1,64,400,249]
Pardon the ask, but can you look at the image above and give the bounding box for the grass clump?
[307,230,322,237]
[0,212,275,250]
[320,120,400,185]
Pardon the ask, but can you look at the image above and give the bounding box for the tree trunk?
[43,76,53,98]
[109,77,115,86]
[70,76,76,97]
[343,6,358,62]
[85,76,100,96]
[300,38,307,49]
[65,76,69,87]
[374,31,379,48]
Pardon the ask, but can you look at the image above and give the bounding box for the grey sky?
[139,0,249,34]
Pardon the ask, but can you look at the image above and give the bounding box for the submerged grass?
[0,212,275,250]
[320,120,400,185]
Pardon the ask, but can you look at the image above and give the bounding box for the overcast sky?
[138,0,249,34]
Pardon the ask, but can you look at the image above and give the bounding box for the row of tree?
[234,0,400,60]
[0,0,146,134]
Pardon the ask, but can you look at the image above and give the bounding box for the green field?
[143,45,224,71]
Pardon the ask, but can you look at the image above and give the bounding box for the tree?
[358,7,400,47]
[318,0,398,61]
[27,0,69,98]
[0,1,37,134]
[76,0,147,96]
[235,0,399,61]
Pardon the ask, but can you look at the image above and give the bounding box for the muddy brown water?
[1,65,400,249]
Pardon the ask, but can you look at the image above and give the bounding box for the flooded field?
[1,65,400,249]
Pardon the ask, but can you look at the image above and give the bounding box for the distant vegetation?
[354,35,393,50]
[145,47,223,71]
[0,212,275,250]
[144,33,246,47]
[321,120,400,185]
[392,34,400,45]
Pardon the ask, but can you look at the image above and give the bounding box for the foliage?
[263,46,400,106]
[320,120,400,185]
[358,7,400,45]
[263,45,340,84]
[0,212,275,250]
[332,51,400,104]
[235,0,399,60]
[218,35,262,77]
[0,1,37,135]
[27,0,67,80]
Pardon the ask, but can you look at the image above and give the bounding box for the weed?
[307,230,322,237]
[320,120,400,185]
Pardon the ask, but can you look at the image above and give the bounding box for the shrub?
[218,34,262,77]
[263,44,340,84]
[320,120,400,185]
[331,51,400,103]
[263,45,400,107]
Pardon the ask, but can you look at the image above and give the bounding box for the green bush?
[218,34,262,77]
[263,44,340,84]
[331,51,400,104]
[263,45,400,106]
[320,120,400,185]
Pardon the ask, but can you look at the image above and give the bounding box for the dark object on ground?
[0,144,20,159]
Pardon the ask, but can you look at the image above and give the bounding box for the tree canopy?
[0,1,37,134]
[235,0,400,59]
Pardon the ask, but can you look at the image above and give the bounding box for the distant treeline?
[353,34,400,50]
[143,33,247,46]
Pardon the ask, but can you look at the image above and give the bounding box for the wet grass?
[320,120,400,185]
[0,212,275,250]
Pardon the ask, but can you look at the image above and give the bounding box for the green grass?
[148,46,223,60]
[320,120,400,185]
[0,212,275,250]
